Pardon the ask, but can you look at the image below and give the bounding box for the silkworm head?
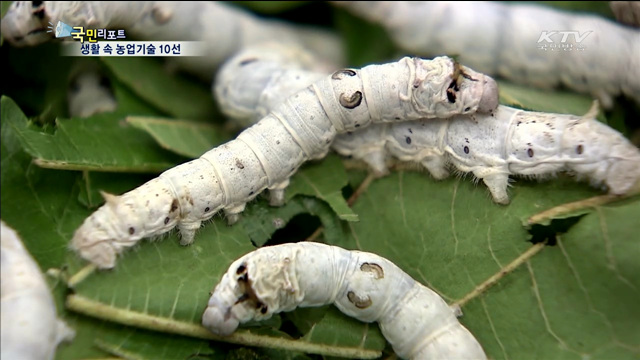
[454,68,499,115]
[203,257,264,336]
[71,185,179,269]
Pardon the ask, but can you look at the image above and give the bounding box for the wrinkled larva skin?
[0,1,344,80]
[332,1,640,108]
[203,242,487,360]
[71,55,499,269]
[1,221,75,360]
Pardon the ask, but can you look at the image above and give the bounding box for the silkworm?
[67,63,117,118]
[332,1,640,108]
[333,103,640,204]
[202,242,487,360]
[217,43,640,204]
[70,55,499,269]
[1,221,75,360]
[0,1,344,80]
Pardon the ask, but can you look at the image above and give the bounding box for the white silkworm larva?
[216,43,640,204]
[67,63,117,118]
[333,103,640,204]
[1,221,75,360]
[70,56,499,269]
[202,242,487,360]
[0,1,345,80]
[332,1,640,108]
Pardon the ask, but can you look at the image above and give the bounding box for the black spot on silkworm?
[408,128,413,134]
[236,159,244,169]
[355,124,360,128]
[395,117,401,120]
[331,69,357,80]
[528,148,534,157]
[260,304,268,314]
[34,8,45,19]
[339,91,362,109]
[170,199,179,213]
[249,191,254,195]
[347,291,372,309]
[236,264,247,275]
[128,227,135,235]
[204,207,210,213]
[164,217,170,225]
[465,138,469,143]
[576,145,584,154]
[276,140,280,145]
[447,87,457,103]
[406,136,412,145]
[156,193,159,197]
[517,121,522,126]
[464,107,471,112]
[239,58,258,66]
[464,146,470,154]
[360,263,384,279]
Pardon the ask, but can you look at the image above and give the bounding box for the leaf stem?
[67,264,97,288]
[452,242,546,308]
[527,194,629,226]
[66,295,382,359]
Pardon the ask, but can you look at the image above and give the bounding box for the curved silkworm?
[217,43,640,205]
[1,221,75,360]
[202,242,487,360]
[0,1,344,79]
[332,1,640,107]
[71,56,499,269]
